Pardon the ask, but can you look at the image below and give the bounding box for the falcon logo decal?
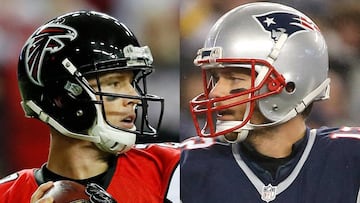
[254,12,319,41]
[24,24,77,86]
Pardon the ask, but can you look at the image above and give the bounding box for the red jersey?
[0,144,180,202]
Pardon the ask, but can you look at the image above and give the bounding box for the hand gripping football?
[43,180,90,202]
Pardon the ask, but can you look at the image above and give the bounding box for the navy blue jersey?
[180,127,360,203]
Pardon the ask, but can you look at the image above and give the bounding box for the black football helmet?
[17,11,164,154]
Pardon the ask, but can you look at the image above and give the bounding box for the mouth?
[216,110,234,120]
[119,114,136,130]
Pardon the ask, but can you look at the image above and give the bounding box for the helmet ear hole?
[285,82,296,93]
[53,93,96,132]
[42,82,97,132]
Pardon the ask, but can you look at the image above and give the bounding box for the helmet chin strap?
[89,103,136,154]
[218,130,250,143]
[23,100,136,154]
[90,124,136,154]
[217,101,253,143]
[24,101,135,154]
[23,100,101,143]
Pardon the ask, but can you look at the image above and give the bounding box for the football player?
[0,11,179,202]
[181,2,360,203]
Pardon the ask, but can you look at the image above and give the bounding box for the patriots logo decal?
[254,12,319,41]
[24,24,78,86]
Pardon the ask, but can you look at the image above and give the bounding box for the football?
[43,180,90,202]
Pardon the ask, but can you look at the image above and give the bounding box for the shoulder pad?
[330,127,360,140]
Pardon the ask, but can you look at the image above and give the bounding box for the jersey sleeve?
[0,169,38,202]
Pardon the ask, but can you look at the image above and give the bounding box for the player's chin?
[224,132,239,141]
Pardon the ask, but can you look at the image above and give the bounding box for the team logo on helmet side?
[24,24,78,86]
[254,12,319,41]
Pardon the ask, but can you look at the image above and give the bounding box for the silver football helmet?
[190,2,330,142]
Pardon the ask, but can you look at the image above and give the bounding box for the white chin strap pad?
[216,120,252,143]
[90,124,136,154]
[219,130,249,143]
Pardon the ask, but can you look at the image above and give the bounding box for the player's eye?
[106,81,120,88]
